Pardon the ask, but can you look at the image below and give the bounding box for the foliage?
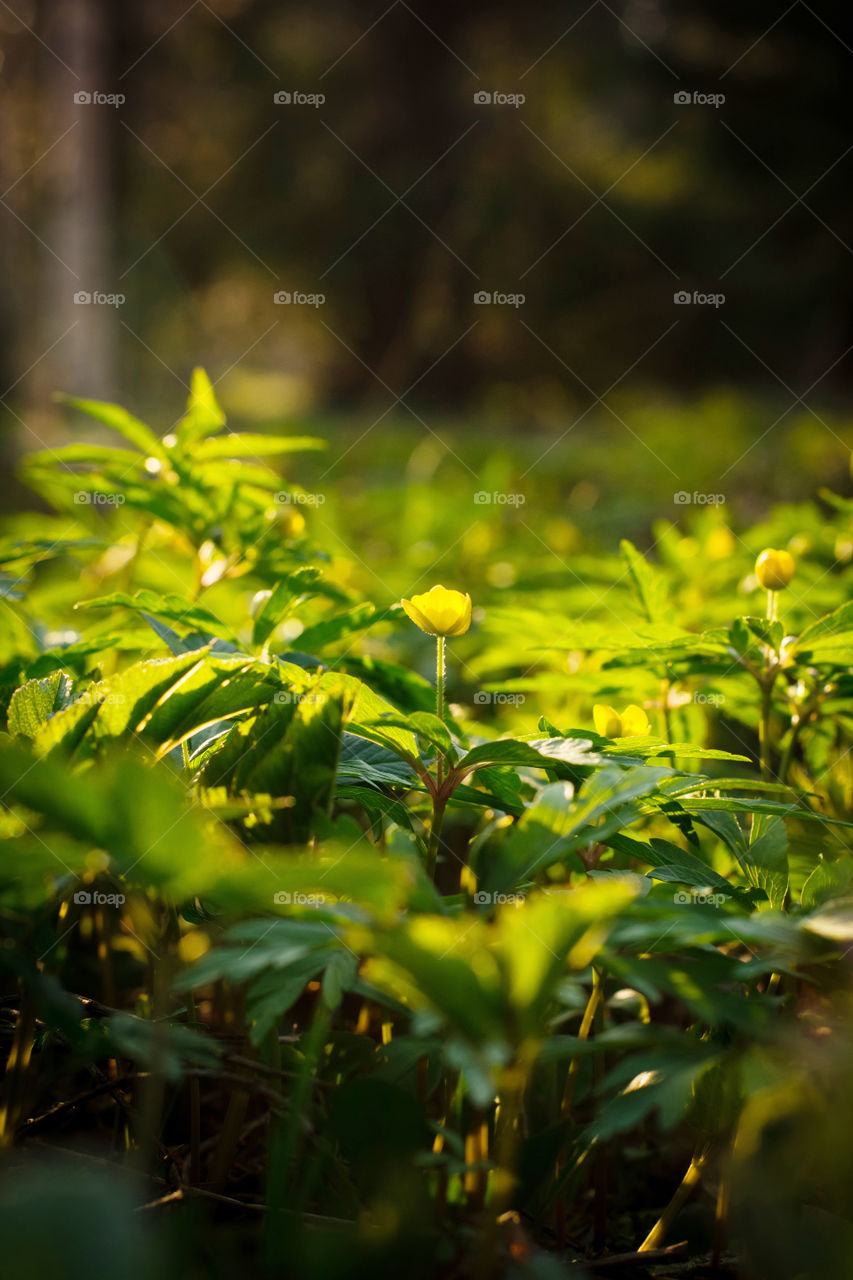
[2,377,853,1278]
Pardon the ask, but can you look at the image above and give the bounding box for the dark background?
[0,0,851,487]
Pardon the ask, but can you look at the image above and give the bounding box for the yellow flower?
[593,703,650,738]
[755,548,795,591]
[401,584,472,637]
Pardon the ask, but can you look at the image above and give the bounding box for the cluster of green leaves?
[2,377,853,1277]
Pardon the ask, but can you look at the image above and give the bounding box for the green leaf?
[801,898,853,941]
[482,766,671,892]
[200,671,356,840]
[609,833,733,894]
[358,710,455,762]
[57,395,166,458]
[175,367,226,447]
[76,590,240,644]
[456,736,600,774]
[619,539,667,623]
[296,602,385,654]
[251,568,326,648]
[746,814,789,908]
[695,810,788,907]
[7,672,72,738]
[337,733,418,786]
[795,601,853,651]
[31,651,277,759]
[194,433,326,459]
[322,950,358,1010]
[801,858,853,908]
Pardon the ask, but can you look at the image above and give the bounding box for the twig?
[17,1074,140,1134]
[569,1241,688,1271]
[136,1182,356,1232]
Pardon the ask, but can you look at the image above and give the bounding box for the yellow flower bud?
[593,703,650,738]
[755,548,795,591]
[401,584,472,637]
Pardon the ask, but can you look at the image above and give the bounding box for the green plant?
[2,376,853,1278]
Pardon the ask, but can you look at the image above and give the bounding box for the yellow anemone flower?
[754,548,795,591]
[401,584,472,637]
[593,703,650,738]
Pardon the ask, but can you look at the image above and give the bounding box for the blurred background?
[1,0,852,529]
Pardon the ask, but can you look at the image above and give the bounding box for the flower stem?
[435,635,446,722]
[426,793,447,884]
[759,679,774,781]
[435,633,446,792]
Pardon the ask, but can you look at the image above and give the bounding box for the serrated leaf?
[8,672,72,738]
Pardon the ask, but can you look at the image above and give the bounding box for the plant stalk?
[638,1148,708,1252]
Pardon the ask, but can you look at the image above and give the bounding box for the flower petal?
[593,704,622,738]
[620,704,651,736]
